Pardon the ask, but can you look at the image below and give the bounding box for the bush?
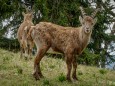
[99,69,107,75]
[78,71,83,75]
[17,67,23,74]
[43,79,50,86]
[58,73,66,82]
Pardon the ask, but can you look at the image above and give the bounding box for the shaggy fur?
[17,11,34,59]
[28,7,99,81]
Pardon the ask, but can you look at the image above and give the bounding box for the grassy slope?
[0,49,115,86]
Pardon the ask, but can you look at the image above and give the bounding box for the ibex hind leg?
[20,46,24,59]
[28,49,32,60]
[24,47,29,60]
[28,42,34,60]
[33,45,50,80]
[27,46,32,60]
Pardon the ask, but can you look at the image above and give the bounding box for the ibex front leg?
[20,46,24,59]
[72,56,78,81]
[33,45,49,80]
[65,53,73,82]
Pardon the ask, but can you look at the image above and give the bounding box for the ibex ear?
[79,16,83,24]
[93,18,97,25]
[22,12,25,16]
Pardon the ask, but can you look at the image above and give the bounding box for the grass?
[0,49,115,86]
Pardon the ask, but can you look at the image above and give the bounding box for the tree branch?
[97,0,115,17]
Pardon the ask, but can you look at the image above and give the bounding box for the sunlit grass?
[0,49,115,86]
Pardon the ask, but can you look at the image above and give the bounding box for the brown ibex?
[28,7,99,81]
[17,8,34,60]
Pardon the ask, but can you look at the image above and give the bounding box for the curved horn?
[29,5,34,14]
[91,8,100,18]
[79,6,86,17]
[22,4,30,13]
[25,6,30,13]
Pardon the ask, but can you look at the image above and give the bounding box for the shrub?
[17,67,23,74]
[58,73,66,82]
[99,69,107,75]
[78,71,83,75]
[49,65,55,69]
[43,79,50,86]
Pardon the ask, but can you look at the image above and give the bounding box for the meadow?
[0,49,115,86]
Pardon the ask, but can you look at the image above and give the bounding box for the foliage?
[0,37,20,50]
[17,66,23,74]
[43,79,50,86]
[99,69,107,75]
[78,48,100,66]
[58,73,66,82]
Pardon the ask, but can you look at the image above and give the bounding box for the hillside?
[0,49,115,86]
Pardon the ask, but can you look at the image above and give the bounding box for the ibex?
[17,8,34,60]
[28,7,99,81]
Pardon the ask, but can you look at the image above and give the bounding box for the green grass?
[0,49,115,86]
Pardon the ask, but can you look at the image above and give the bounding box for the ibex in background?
[17,7,34,60]
[28,7,99,81]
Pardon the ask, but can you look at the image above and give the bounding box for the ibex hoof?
[33,72,40,80]
[66,77,72,82]
[39,74,44,78]
[72,76,78,81]
[73,77,78,81]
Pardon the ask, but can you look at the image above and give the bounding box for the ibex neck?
[23,20,32,23]
[80,27,92,48]
[24,17,32,22]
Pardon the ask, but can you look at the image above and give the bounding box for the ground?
[0,49,115,86]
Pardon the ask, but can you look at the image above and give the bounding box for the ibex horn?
[79,6,86,17]
[91,8,100,18]
[22,4,30,13]
[25,7,30,13]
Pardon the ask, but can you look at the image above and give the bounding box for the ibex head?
[22,6,33,21]
[79,6,99,34]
